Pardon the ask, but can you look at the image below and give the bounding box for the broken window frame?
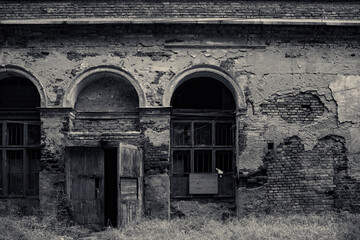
[171,119,235,198]
[0,120,41,198]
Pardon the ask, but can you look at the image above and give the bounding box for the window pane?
[215,123,233,146]
[27,150,40,196]
[9,174,23,195]
[173,123,191,146]
[194,150,212,173]
[173,150,190,173]
[171,176,189,197]
[216,150,233,173]
[7,150,24,195]
[218,175,234,196]
[0,123,2,146]
[27,124,41,145]
[8,123,24,146]
[0,151,2,195]
[194,123,212,146]
[8,150,23,173]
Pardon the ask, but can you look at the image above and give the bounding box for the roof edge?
[1,18,360,26]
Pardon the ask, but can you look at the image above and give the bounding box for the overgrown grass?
[0,212,359,240]
[98,213,360,240]
[0,214,90,240]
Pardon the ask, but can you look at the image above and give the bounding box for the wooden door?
[117,143,143,227]
[66,147,104,225]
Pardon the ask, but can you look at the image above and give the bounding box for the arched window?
[171,77,236,198]
[0,77,41,197]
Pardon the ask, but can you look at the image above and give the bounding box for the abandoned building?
[0,0,359,227]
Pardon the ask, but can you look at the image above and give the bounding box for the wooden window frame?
[171,119,235,198]
[0,120,41,198]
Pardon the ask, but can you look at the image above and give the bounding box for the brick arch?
[163,65,246,109]
[0,65,47,107]
[63,66,146,108]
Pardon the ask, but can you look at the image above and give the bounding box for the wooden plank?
[120,178,137,201]
[118,143,143,227]
[189,173,218,194]
[118,143,143,178]
[66,147,104,225]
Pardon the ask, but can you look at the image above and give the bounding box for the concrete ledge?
[1,18,360,26]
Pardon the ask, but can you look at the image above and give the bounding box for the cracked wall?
[0,23,359,217]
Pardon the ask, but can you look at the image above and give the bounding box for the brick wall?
[260,91,325,124]
[73,75,140,132]
[0,1,359,20]
[139,108,171,219]
[72,118,139,132]
[75,76,138,112]
[39,108,72,215]
[267,135,360,213]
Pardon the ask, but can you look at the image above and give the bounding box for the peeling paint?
[329,75,360,123]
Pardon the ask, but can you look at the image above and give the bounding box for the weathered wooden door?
[66,147,104,225]
[117,143,143,227]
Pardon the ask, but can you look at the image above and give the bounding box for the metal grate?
[194,150,212,173]
[0,151,2,195]
[194,122,212,145]
[173,150,190,173]
[171,120,235,197]
[215,123,233,146]
[7,150,24,195]
[215,150,233,173]
[27,149,40,196]
[0,121,41,197]
[27,124,41,145]
[173,123,191,146]
[0,123,2,146]
[8,123,24,146]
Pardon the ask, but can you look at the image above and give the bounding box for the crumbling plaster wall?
[0,24,359,216]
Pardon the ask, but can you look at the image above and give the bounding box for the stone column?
[39,108,74,216]
[139,107,171,220]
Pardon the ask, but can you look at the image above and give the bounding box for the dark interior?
[171,77,235,110]
[0,77,40,109]
[104,148,118,227]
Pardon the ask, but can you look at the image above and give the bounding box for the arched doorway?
[171,77,236,199]
[0,77,41,197]
[67,71,143,227]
